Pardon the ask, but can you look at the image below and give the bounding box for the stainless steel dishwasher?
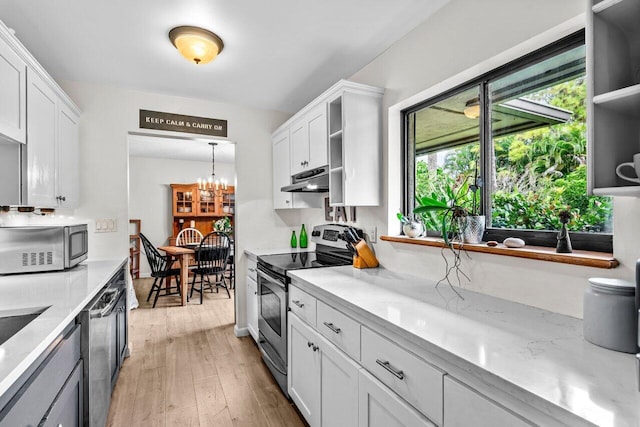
[78,272,126,427]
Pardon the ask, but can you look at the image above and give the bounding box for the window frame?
[402,30,613,252]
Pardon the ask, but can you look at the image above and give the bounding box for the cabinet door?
[26,69,58,207]
[307,103,328,169]
[358,370,435,427]
[40,360,83,427]
[443,376,532,427]
[319,334,359,427]
[290,118,308,175]
[246,275,259,342]
[288,313,321,426]
[116,292,128,367]
[57,102,80,208]
[0,38,26,144]
[273,130,293,209]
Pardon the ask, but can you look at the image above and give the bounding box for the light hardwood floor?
[107,278,305,427]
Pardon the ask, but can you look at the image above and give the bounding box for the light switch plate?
[366,226,377,243]
[95,218,117,233]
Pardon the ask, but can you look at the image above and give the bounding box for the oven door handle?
[257,269,285,289]
[259,341,287,375]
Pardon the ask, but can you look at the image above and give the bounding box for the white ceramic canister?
[584,277,637,353]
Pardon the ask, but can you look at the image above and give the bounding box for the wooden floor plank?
[107,277,303,427]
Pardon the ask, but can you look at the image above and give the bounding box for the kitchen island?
[288,265,640,427]
[0,258,127,413]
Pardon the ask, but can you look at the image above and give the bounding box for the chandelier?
[198,142,227,191]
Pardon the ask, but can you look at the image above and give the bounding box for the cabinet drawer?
[0,324,81,427]
[247,258,257,282]
[444,376,532,427]
[289,286,317,327]
[361,326,444,425]
[316,300,361,360]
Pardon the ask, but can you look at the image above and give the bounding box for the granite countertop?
[288,266,640,427]
[0,258,127,398]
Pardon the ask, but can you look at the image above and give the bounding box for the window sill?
[380,235,618,269]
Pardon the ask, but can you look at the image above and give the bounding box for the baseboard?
[234,324,250,337]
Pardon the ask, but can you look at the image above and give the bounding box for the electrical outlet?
[366,226,377,243]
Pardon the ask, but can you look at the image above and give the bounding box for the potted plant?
[396,213,424,238]
[413,165,483,245]
[412,165,483,295]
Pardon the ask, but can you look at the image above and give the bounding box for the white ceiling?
[0,0,448,113]
[128,134,235,163]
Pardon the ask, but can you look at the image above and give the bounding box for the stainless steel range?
[257,224,361,397]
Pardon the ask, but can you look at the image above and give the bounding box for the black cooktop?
[258,250,351,277]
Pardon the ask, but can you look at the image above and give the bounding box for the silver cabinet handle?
[323,322,341,334]
[313,344,319,351]
[254,291,257,295]
[376,359,405,380]
[291,300,304,308]
[308,341,313,347]
[248,267,256,273]
[636,354,640,392]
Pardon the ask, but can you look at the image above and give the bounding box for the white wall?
[128,156,235,277]
[296,0,632,319]
[59,79,301,331]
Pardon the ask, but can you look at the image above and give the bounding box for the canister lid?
[588,277,635,296]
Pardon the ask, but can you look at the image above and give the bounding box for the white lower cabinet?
[289,313,321,426]
[358,369,435,427]
[246,275,258,342]
[288,312,359,427]
[246,258,258,342]
[443,376,532,427]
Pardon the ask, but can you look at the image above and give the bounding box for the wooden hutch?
[170,183,235,241]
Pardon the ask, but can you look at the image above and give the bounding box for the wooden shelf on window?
[380,235,618,269]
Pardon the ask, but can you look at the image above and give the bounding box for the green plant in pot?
[412,165,482,296]
[213,217,232,235]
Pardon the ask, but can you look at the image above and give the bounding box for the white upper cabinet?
[26,69,57,207]
[290,103,328,176]
[328,86,383,207]
[57,102,80,208]
[0,35,26,144]
[273,129,293,209]
[587,0,640,196]
[1,19,81,209]
[272,79,383,209]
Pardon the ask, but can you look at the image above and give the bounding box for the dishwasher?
[78,270,126,427]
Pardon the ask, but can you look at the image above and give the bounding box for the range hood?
[281,166,329,193]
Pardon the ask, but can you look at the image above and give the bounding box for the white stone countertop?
[288,266,640,427]
[244,247,312,260]
[0,258,127,398]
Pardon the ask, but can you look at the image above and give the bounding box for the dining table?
[158,245,194,306]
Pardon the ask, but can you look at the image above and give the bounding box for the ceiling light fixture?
[169,26,224,65]
[198,142,227,190]
[463,97,480,119]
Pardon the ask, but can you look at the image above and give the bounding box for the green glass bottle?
[290,230,297,248]
[300,224,308,248]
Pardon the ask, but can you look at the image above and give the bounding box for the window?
[404,31,613,252]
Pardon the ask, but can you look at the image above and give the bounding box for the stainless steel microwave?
[0,224,88,274]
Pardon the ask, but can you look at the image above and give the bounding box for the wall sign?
[139,109,227,137]
[324,197,356,222]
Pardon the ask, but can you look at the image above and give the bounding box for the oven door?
[257,268,287,364]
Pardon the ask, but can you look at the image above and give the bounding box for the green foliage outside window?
[415,78,612,233]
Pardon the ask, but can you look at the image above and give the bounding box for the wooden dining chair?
[190,232,231,304]
[139,232,181,308]
[175,227,203,246]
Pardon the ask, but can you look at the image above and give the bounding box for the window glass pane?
[488,45,612,233]
[410,86,481,232]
